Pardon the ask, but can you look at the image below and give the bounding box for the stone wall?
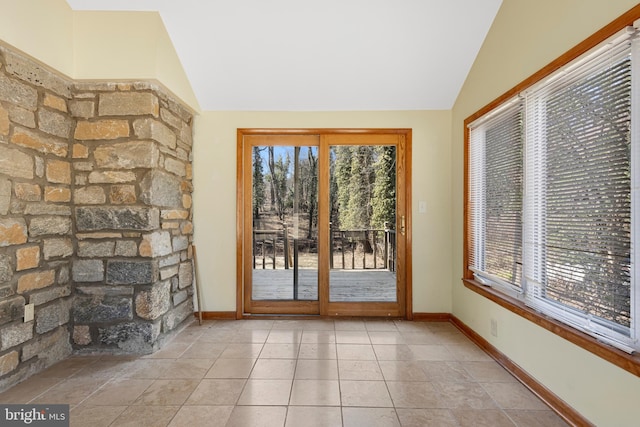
[0,44,194,391]
[0,46,75,390]
[70,82,194,353]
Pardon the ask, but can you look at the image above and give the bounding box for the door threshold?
[241,313,406,320]
[242,313,322,319]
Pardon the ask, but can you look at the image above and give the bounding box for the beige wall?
[73,11,200,110]
[0,0,199,111]
[73,11,158,80]
[0,0,74,76]
[192,110,453,313]
[4,0,638,422]
[451,1,640,425]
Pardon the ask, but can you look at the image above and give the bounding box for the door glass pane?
[329,145,397,302]
[252,145,318,301]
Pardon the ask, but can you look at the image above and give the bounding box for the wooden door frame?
[236,128,413,319]
[241,134,322,316]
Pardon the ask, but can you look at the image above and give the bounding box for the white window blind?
[524,31,637,351]
[469,99,524,293]
[468,25,640,352]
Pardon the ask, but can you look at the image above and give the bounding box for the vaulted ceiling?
[66,0,502,111]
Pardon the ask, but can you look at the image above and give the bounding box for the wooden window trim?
[463,4,640,378]
[463,279,640,377]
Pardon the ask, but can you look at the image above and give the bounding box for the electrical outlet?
[24,303,34,323]
[490,318,498,337]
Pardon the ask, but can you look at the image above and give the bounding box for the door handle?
[400,215,405,236]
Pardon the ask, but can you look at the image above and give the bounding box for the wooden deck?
[251,269,397,302]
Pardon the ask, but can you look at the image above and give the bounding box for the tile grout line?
[369,328,403,426]
[7,319,569,426]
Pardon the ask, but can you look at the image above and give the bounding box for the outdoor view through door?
[252,145,320,301]
[238,130,411,317]
[328,145,397,303]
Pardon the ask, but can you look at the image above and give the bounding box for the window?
[467,25,639,353]
[469,100,523,295]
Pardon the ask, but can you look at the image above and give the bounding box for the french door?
[237,129,411,317]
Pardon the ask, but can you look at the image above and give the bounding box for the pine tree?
[252,146,266,219]
[334,146,353,229]
[270,152,291,220]
[329,150,339,227]
[305,147,318,238]
[344,146,375,230]
[268,146,276,208]
[371,146,396,229]
[332,145,396,234]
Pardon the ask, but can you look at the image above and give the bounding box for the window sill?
[462,278,640,378]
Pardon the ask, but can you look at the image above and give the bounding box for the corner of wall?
[70,80,195,355]
[0,0,74,78]
[72,10,201,113]
[449,1,640,425]
[0,43,196,392]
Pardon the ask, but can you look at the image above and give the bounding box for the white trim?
[467,96,522,130]
[527,294,635,353]
[525,25,636,96]
[471,268,524,300]
[469,124,486,273]
[468,100,523,290]
[630,29,640,350]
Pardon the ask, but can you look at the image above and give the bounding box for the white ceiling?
[66,0,502,111]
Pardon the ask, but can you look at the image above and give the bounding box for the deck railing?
[252,225,396,272]
[252,229,282,270]
[329,229,396,272]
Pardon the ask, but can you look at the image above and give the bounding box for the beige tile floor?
[0,319,570,426]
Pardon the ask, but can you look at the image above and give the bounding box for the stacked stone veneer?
[71,79,195,354]
[0,44,194,390]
